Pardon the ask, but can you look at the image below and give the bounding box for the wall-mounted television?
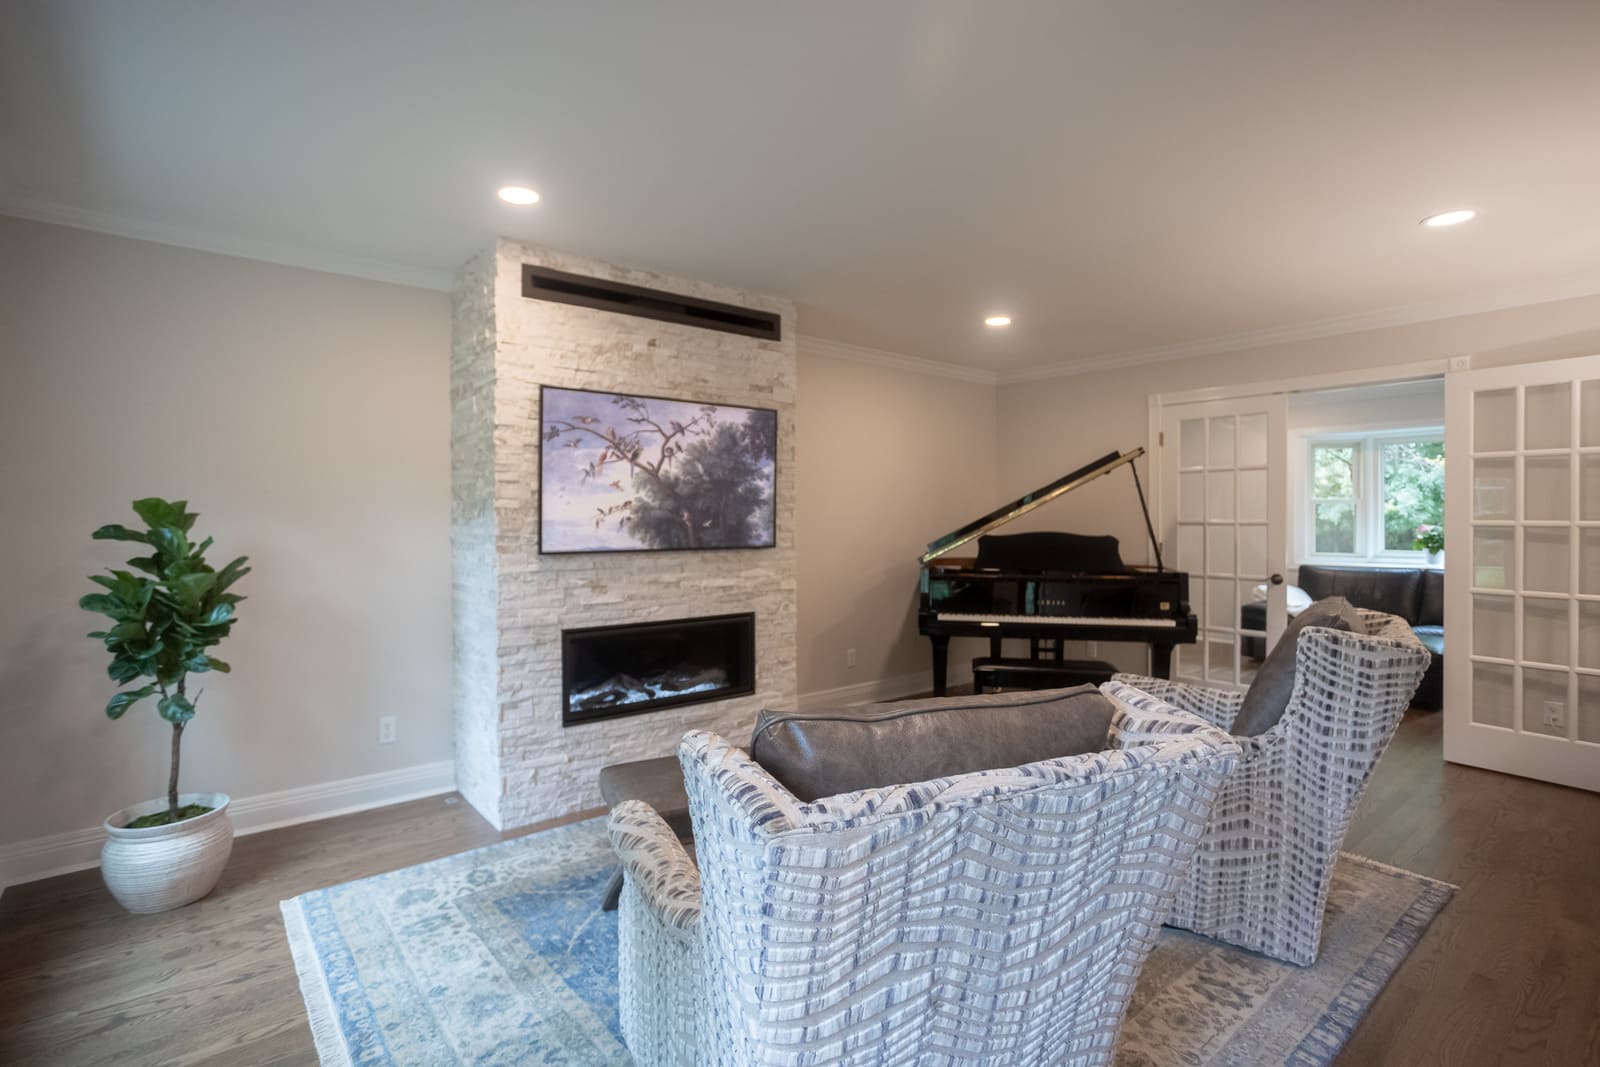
[538,385,778,554]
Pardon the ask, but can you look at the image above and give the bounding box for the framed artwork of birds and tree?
[538,385,778,553]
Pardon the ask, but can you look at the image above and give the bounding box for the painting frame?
[537,384,779,555]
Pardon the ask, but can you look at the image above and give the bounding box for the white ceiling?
[4,1,1600,376]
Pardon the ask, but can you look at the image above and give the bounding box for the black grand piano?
[918,448,1197,696]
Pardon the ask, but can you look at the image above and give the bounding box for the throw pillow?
[1230,596,1367,736]
[750,685,1117,802]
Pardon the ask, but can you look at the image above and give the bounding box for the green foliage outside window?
[1383,441,1445,551]
[1311,446,1356,553]
[1309,438,1444,557]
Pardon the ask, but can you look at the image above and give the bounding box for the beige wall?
[796,346,998,696]
[997,293,1600,556]
[11,206,1600,853]
[993,293,1600,671]
[0,216,454,845]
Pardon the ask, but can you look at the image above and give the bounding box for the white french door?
[1445,354,1600,791]
[1160,394,1289,688]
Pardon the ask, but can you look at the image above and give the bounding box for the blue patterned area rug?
[280,818,1452,1066]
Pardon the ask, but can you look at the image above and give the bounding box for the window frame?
[1302,427,1444,565]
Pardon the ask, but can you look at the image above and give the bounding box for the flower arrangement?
[1413,524,1445,555]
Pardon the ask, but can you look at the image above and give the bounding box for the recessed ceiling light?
[498,186,541,206]
[1420,209,1475,228]
[984,315,1012,328]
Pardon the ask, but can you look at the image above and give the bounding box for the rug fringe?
[281,898,355,1067]
[1337,851,1460,892]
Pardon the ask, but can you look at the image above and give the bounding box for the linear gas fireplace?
[561,612,756,726]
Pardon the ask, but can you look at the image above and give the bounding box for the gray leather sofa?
[1241,565,1443,710]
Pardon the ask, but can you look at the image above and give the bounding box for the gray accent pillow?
[750,685,1117,802]
[1231,597,1367,736]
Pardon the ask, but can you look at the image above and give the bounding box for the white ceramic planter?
[101,791,234,914]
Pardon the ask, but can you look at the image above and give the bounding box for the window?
[1306,432,1444,561]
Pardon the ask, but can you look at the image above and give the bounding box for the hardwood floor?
[0,795,598,1066]
[2,711,1597,1065]
[1339,711,1600,1066]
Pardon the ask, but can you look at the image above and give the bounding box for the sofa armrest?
[1111,673,1244,731]
[608,800,701,936]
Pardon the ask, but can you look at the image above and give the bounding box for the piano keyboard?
[936,612,1179,628]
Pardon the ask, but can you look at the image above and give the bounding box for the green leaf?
[147,525,190,563]
[79,593,126,618]
[131,498,185,530]
[200,602,235,627]
[108,656,145,685]
[172,571,217,610]
[127,555,163,576]
[191,536,214,558]
[206,657,231,673]
[112,619,147,642]
[106,685,157,720]
[157,691,196,724]
[92,523,149,544]
[212,557,251,596]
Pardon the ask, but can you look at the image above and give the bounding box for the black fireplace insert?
[561,612,756,726]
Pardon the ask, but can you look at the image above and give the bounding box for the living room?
[3,3,1600,1065]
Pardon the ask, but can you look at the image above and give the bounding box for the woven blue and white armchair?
[607,688,1240,1067]
[1114,610,1430,966]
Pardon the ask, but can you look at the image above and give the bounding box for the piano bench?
[971,656,1117,694]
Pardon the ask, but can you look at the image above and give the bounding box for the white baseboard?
[0,760,456,892]
[797,664,972,709]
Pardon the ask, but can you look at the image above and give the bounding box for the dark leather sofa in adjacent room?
[1240,564,1443,710]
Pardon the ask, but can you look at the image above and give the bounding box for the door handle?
[1269,574,1285,585]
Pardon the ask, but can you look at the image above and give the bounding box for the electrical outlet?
[1543,700,1565,731]
[846,647,858,669]
[378,715,397,744]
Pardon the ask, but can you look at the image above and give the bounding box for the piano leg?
[1150,642,1174,680]
[930,634,950,697]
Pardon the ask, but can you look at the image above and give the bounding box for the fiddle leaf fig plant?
[81,498,249,827]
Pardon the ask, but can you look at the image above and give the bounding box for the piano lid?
[919,448,1144,565]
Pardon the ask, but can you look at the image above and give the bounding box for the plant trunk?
[168,720,184,820]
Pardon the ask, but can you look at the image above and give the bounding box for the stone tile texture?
[452,240,797,829]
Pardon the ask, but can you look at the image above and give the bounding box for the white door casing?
[1160,395,1289,689]
[1445,354,1600,792]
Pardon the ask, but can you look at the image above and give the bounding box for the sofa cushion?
[1231,597,1367,736]
[1412,624,1444,657]
[1297,565,1423,624]
[1417,570,1445,626]
[750,685,1117,802]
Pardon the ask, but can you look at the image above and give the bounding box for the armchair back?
[1117,609,1430,965]
[673,699,1239,1067]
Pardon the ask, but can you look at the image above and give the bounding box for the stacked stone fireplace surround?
[450,239,797,830]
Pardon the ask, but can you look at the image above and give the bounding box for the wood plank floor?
[2,710,1597,1066]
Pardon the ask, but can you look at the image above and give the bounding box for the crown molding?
[997,271,1600,385]
[799,335,998,385]
[0,195,455,292]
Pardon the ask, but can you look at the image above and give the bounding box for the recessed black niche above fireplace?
[561,612,756,726]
